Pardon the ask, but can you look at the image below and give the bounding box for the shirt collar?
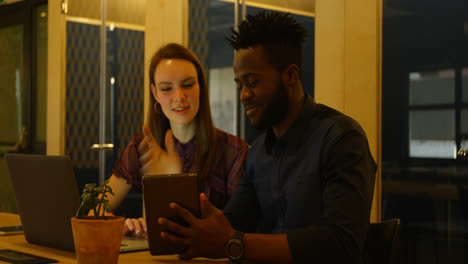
[174,136,196,154]
[264,94,317,150]
[173,136,196,173]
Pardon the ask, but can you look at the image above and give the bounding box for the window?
[408,68,468,159]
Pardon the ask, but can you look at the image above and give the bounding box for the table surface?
[0,212,228,263]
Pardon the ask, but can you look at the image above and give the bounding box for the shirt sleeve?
[286,131,377,264]
[223,134,249,199]
[112,132,144,192]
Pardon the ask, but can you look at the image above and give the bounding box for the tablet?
[142,173,200,255]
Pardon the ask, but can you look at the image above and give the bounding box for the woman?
[107,43,249,238]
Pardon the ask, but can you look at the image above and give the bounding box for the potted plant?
[71,180,124,264]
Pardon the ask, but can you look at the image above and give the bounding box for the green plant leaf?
[75,181,114,219]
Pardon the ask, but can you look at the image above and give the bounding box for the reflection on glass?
[461,108,468,135]
[209,67,236,134]
[462,139,468,150]
[0,24,23,143]
[409,109,456,158]
[67,0,145,26]
[64,0,145,177]
[35,4,48,143]
[409,139,457,159]
[217,0,315,16]
[195,0,315,137]
[382,0,468,263]
[409,69,455,106]
[207,0,235,135]
[463,68,468,103]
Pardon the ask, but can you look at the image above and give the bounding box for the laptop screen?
[5,154,80,251]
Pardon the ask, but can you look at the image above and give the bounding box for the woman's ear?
[151,84,159,102]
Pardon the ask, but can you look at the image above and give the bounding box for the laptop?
[5,154,148,253]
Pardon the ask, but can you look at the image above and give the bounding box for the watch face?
[228,240,243,257]
[226,231,245,261]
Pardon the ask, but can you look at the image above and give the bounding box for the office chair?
[366,218,401,264]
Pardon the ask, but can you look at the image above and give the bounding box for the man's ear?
[282,64,300,87]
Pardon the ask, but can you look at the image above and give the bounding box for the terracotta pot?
[71,216,125,264]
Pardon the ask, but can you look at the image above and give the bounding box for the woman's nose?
[174,87,185,100]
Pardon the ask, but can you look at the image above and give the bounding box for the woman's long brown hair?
[147,43,217,182]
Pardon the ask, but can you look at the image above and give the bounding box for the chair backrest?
[366,218,401,264]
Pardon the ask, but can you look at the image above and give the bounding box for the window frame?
[406,65,468,165]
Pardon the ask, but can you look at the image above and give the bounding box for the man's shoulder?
[247,132,267,153]
[313,103,367,138]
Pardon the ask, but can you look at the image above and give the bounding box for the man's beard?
[250,81,289,130]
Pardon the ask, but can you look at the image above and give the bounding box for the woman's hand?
[123,217,148,239]
[138,125,182,176]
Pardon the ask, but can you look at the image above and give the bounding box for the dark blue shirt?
[223,94,376,264]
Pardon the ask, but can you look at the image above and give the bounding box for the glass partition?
[34,4,47,144]
[0,0,47,213]
[64,0,145,217]
[0,24,23,145]
[382,1,468,263]
[189,0,314,143]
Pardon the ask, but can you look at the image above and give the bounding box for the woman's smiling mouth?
[173,106,190,113]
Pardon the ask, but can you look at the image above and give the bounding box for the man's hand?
[158,193,235,260]
[138,125,182,175]
[123,217,148,239]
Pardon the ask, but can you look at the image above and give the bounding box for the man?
[158,11,376,264]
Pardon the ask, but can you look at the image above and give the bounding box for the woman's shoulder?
[215,129,249,152]
[212,129,249,184]
[131,132,144,143]
[118,132,144,153]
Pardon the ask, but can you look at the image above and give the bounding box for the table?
[0,213,228,263]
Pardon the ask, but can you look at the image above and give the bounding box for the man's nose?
[240,85,253,102]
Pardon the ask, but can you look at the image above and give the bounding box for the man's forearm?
[243,233,293,263]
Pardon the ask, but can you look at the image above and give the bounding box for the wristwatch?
[225,230,245,262]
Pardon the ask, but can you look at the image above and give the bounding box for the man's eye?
[247,80,258,87]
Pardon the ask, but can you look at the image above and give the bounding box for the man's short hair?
[226,11,307,78]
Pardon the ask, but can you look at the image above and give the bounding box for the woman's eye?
[160,87,171,92]
[182,82,195,88]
